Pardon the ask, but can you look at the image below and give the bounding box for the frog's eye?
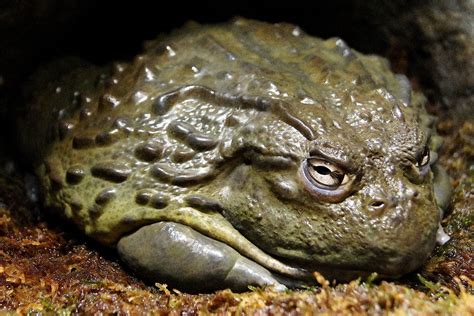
[306,159,349,189]
[404,146,432,184]
[417,147,430,168]
[301,158,354,203]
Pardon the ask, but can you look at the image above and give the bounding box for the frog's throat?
[121,206,309,278]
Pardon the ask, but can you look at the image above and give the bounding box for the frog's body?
[18,19,450,291]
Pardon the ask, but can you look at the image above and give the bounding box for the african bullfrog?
[17,18,452,292]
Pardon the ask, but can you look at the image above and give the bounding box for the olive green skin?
[19,18,441,281]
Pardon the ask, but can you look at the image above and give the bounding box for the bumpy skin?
[19,19,444,291]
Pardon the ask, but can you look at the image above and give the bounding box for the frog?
[17,18,452,292]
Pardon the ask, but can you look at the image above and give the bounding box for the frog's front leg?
[117,221,285,292]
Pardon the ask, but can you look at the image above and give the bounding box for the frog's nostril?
[404,187,419,200]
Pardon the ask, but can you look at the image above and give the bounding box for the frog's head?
[217,83,440,280]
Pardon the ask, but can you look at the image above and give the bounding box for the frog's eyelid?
[306,155,353,173]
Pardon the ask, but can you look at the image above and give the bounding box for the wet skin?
[18,19,451,291]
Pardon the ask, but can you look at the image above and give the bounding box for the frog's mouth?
[116,206,310,279]
[117,202,438,287]
[149,207,436,283]
[194,211,440,284]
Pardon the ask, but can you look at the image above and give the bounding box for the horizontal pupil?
[314,165,331,175]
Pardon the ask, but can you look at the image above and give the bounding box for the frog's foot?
[117,221,286,292]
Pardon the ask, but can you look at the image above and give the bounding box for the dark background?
[2,0,445,153]
[0,0,411,94]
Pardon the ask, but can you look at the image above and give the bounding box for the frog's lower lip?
[269,238,437,282]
